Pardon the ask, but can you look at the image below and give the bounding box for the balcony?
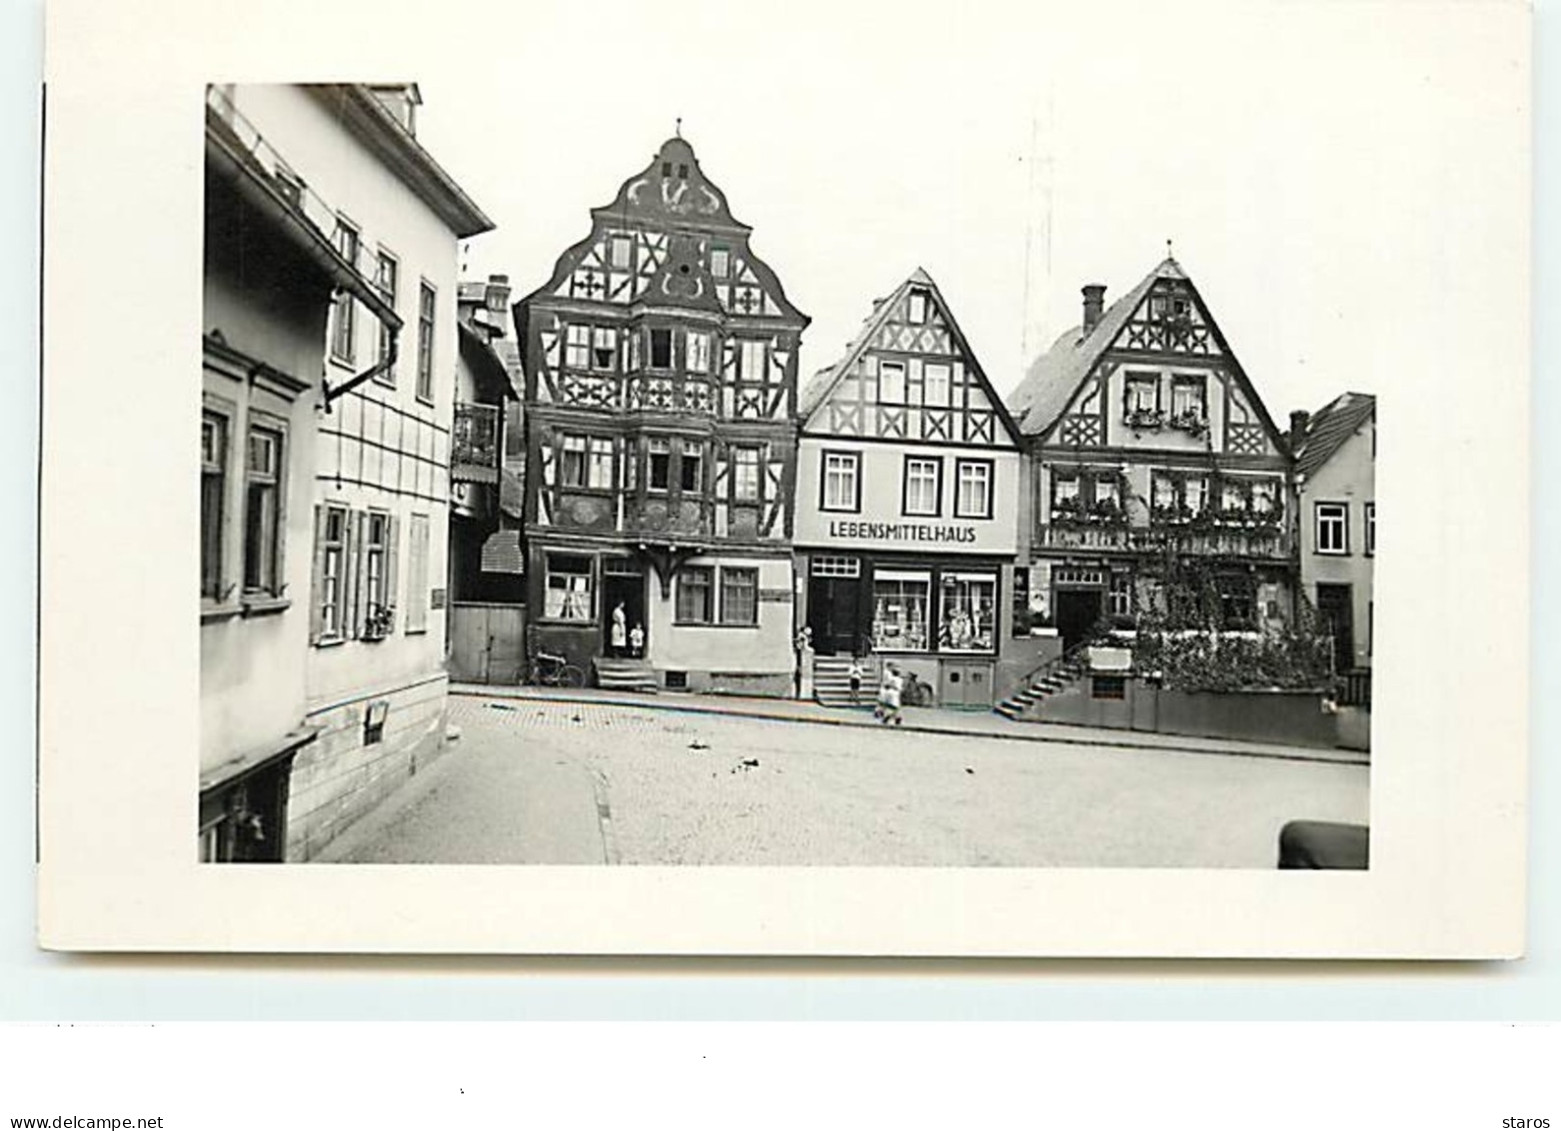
[1036,518,1290,561]
[452,402,501,484]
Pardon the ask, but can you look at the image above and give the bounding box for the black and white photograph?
[40,0,1527,953]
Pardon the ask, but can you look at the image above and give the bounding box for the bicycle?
[529,650,585,688]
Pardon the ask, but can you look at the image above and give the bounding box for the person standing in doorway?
[629,622,645,659]
[611,602,627,657]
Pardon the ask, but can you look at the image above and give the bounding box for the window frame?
[686,329,712,375]
[819,449,861,514]
[718,566,760,627]
[878,359,907,404]
[648,326,673,371]
[329,216,360,365]
[373,248,399,386]
[201,404,233,606]
[907,290,928,325]
[543,552,596,622]
[675,565,715,625]
[937,569,998,654]
[564,324,591,370]
[1365,501,1376,557]
[732,445,762,503]
[241,413,289,607]
[317,503,350,641]
[901,454,943,518]
[609,232,633,271]
[647,437,672,493]
[953,457,995,520]
[871,568,932,653]
[678,439,704,495]
[590,326,617,373]
[415,281,437,404]
[737,338,768,382]
[1315,501,1350,556]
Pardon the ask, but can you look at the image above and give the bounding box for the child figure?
[629,622,645,659]
[847,655,866,706]
[877,663,904,726]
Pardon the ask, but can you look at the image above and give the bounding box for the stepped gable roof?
[799,267,1019,443]
[1007,258,1179,438]
[1294,391,1376,480]
[593,135,746,231]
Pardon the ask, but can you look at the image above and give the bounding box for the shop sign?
[826,520,978,545]
[758,588,793,603]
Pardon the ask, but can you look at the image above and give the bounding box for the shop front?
[801,550,1005,707]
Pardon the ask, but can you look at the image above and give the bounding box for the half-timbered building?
[793,269,1030,708]
[515,135,808,695]
[1008,256,1295,654]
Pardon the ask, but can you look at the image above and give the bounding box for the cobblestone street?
[327,694,1370,868]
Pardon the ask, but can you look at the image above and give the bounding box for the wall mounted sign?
[826,520,978,545]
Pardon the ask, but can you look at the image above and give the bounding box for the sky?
[408,1,1525,423]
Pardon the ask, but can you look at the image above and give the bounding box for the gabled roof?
[1294,391,1376,480]
[1007,263,1168,437]
[798,267,1021,445]
[1008,256,1289,456]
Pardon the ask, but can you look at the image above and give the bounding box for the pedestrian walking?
[877,663,904,726]
[847,655,866,706]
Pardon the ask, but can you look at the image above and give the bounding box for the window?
[330,219,359,362]
[565,324,591,369]
[544,554,594,620]
[679,441,703,493]
[1091,675,1127,700]
[201,411,227,601]
[404,513,430,633]
[1094,475,1120,508]
[416,283,436,402]
[720,567,759,626]
[1366,502,1376,556]
[243,424,283,595]
[316,505,348,639]
[739,339,767,381]
[821,451,859,512]
[1109,573,1133,618]
[625,327,641,372]
[710,246,730,278]
[1053,474,1081,505]
[954,459,993,519]
[811,556,860,578]
[1126,373,1159,414]
[733,446,760,502]
[879,360,906,403]
[610,234,632,270]
[1151,472,1176,510]
[363,511,394,636]
[907,290,928,324]
[676,565,713,623]
[923,362,950,407]
[374,251,398,385]
[938,571,996,652]
[687,330,711,374]
[1170,376,1206,421]
[1315,502,1349,555]
[1183,476,1207,515]
[560,435,613,490]
[872,569,930,651]
[1252,480,1277,515]
[1221,480,1246,513]
[591,326,616,371]
[649,327,673,369]
[1217,575,1256,628]
[648,438,671,491]
[903,456,941,516]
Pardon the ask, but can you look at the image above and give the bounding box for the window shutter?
[347,510,365,639]
[309,504,327,643]
[385,515,400,631]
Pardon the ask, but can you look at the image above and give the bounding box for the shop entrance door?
[1316,583,1354,674]
[602,570,647,659]
[1056,589,1103,651]
[807,574,866,656]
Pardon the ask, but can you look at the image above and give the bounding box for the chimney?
[1082,284,1106,332]
[1289,410,1311,449]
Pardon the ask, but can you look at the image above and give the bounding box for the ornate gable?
[1110,275,1224,359]
[804,270,1018,448]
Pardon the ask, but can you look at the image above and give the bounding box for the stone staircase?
[594,657,658,693]
[812,655,881,708]
[993,652,1088,721]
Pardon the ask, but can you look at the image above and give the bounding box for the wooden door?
[1056,589,1103,651]
[449,603,490,683]
[1316,584,1354,674]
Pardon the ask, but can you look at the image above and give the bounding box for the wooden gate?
[449,602,526,684]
